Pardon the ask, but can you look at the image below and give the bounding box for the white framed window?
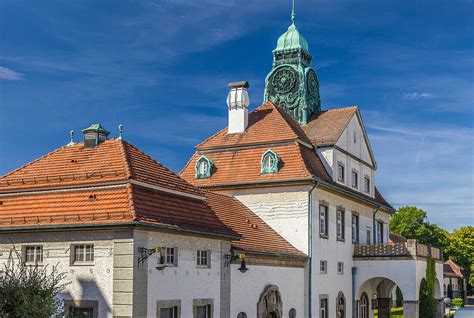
[196,250,210,267]
[23,245,43,264]
[360,293,369,318]
[337,261,344,275]
[261,149,279,174]
[195,156,213,179]
[196,305,211,318]
[336,209,345,241]
[320,260,327,274]
[366,227,372,244]
[73,244,94,264]
[337,163,345,182]
[160,306,179,318]
[164,247,177,266]
[352,170,358,188]
[320,297,328,318]
[377,221,384,244]
[199,161,208,176]
[319,204,328,237]
[364,177,370,193]
[352,214,359,243]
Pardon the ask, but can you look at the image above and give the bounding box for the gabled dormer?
[303,106,376,197]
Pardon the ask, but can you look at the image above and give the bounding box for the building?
[0,9,446,318]
[444,259,467,301]
[180,10,445,318]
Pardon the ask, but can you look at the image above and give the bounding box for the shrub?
[0,247,69,317]
[452,298,463,308]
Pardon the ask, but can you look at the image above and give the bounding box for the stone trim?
[156,299,181,318]
[243,254,307,268]
[193,298,214,318]
[64,299,99,318]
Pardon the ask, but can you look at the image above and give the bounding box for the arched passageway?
[357,277,405,318]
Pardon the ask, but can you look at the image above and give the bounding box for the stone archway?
[257,285,283,318]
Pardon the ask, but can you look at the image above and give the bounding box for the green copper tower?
[264,5,321,125]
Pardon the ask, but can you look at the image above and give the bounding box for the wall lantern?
[223,251,249,273]
[138,246,167,271]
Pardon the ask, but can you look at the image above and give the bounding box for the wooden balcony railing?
[354,240,443,260]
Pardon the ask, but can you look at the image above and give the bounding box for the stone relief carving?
[257,285,283,318]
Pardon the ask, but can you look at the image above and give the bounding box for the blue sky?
[0,0,472,230]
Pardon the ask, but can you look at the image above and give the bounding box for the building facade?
[0,10,446,318]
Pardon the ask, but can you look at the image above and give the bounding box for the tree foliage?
[0,248,69,318]
[419,258,436,317]
[390,206,449,249]
[444,226,474,287]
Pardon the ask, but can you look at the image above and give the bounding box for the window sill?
[319,235,329,239]
[24,262,43,267]
[71,262,95,266]
[196,265,210,269]
[337,238,345,242]
[320,271,327,274]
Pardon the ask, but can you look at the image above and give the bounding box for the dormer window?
[261,150,279,174]
[364,176,370,194]
[351,170,358,189]
[337,163,345,183]
[195,156,213,179]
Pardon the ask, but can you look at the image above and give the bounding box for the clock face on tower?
[307,69,318,97]
[271,66,297,94]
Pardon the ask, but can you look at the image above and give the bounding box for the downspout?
[352,267,357,318]
[308,179,320,318]
[372,204,381,244]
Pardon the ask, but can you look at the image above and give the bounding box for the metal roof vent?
[82,124,110,147]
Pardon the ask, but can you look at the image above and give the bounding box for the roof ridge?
[118,140,132,180]
[270,103,312,144]
[126,183,138,221]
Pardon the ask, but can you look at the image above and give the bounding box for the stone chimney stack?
[227,81,250,134]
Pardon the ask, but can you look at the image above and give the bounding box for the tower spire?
[291,0,295,24]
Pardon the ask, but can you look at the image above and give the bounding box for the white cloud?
[403,92,433,100]
[0,66,23,80]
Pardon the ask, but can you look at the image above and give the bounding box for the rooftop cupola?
[82,123,110,147]
[264,3,321,125]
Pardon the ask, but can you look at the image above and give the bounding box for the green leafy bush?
[451,298,463,308]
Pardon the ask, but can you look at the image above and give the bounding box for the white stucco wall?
[0,230,115,317]
[230,264,305,318]
[145,231,226,318]
[223,185,310,254]
[336,114,373,167]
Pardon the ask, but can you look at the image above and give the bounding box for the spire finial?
[291,0,295,23]
[67,130,75,146]
[118,124,123,141]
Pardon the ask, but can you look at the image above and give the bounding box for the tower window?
[195,156,213,179]
[261,150,279,174]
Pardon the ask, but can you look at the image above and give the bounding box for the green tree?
[419,258,436,317]
[444,226,474,290]
[0,248,69,317]
[390,206,448,249]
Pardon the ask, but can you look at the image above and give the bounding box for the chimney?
[227,81,250,134]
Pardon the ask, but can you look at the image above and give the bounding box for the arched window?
[195,155,213,179]
[261,150,279,174]
[360,293,369,318]
[237,312,247,318]
[336,292,346,318]
[289,308,296,318]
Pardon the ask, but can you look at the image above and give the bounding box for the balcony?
[353,239,442,260]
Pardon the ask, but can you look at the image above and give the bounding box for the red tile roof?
[181,103,392,209]
[0,140,201,197]
[181,142,329,188]
[196,102,312,150]
[389,232,408,244]
[0,138,309,257]
[444,259,464,278]
[302,106,358,145]
[203,191,305,257]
